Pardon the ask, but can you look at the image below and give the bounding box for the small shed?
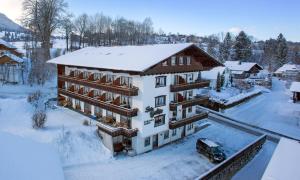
[290,82,300,103]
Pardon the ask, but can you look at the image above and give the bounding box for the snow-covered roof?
[290,82,300,92]
[0,52,24,63]
[224,61,262,72]
[0,39,16,49]
[201,139,219,147]
[48,43,199,72]
[202,66,227,80]
[0,132,64,180]
[262,138,300,180]
[274,64,300,74]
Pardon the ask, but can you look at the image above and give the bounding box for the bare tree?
[62,13,74,51]
[74,13,88,48]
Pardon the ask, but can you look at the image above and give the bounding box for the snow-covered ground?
[225,78,300,139]
[0,82,262,180]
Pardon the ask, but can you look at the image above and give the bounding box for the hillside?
[0,12,24,31]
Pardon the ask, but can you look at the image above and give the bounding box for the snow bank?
[224,89,261,106]
[290,81,300,92]
[0,132,64,180]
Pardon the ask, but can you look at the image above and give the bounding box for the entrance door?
[181,126,186,138]
[182,108,187,119]
[153,134,158,148]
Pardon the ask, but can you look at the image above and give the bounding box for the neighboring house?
[290,81,300,103]
[48,43,221,155]
[0,39,26,84]
[201,66,231,89]
[262,138,300,180]
[274,64,300,80]
[224,61,263,79]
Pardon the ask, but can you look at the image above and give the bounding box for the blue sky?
[1,0,299,41]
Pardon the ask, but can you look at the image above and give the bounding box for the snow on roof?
[290,82,300,92]
[262,138,300,180]
[0,132,64,180]
[1,52,24,63]
[224,61,262,72]
[275,64,300,74]
[0,39,16,49]
[202,66,227,80]
[47,43,195,72]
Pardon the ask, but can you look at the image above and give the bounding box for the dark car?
[196,138,226,163]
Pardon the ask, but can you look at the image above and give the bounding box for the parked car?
[196,138,226,163]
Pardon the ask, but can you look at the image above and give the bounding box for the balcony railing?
[97,118,138,138]
[58,88,138,117]
[59,75,138,96]
[170,80,210,92]
[169,95,209,111]
[169,112,208,129]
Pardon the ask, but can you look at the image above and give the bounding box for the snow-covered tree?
[275,33,288,67]
[219,32,233,62]
[263,38,277,71]
[232,31,252,61]
[206,35,219,59]
[216,72,221,92]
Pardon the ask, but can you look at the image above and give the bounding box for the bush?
[32,110,47,129]
[27,91,42,108]
[82,119,90,126]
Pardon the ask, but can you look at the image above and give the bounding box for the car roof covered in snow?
[262,138,300,180]
[290,82,300,92]
[275,64,300,73]
[202,66,227,80]
[0,132,64,180]
[224,61,262,72]
[0,52,24,63]
[199,138,219,147]
[0,39,17,49]
[47,43,221,72]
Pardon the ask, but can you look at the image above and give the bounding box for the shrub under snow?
[32,110,47,129]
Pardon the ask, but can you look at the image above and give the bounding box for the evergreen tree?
[216,72,221,92]
[275,33,288,67]
[292,46,300,64]
[232,31,252,61]
[219,32,233,63]
[206,35,219,59]
[263,38,277,71]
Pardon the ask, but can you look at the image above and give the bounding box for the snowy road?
[225,78,300,139]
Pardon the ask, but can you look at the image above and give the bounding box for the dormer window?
[186,56,191,65]
[179,57,184,65]
[171,56,176,66]
[162,61,168,66]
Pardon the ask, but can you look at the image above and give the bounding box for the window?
[155,76,166,87]
[155,95,166,107]
[171,56,176,66]
[179,57,184,65]
[188,106,192,113]
[83,71,90,79]
[187,124,192,130]
[144,120,151,125]
[94,73,102,81]
[154,114,165,127]
[144,137,150,147]
[106,74,115,83]
[186,56,191,65]
[172,129,177,136]
[162,61,168,66]
[120,77,132,87]
[164,130,169,139]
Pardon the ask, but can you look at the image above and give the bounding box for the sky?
[0,0,299,41]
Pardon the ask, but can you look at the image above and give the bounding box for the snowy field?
[224,78,300,139]
[0,82,263,180]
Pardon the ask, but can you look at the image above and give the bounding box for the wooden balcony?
[58,75,138,96]
[97,118,138,138]
[58,88,138,117]
[169,95,209,111]
[169,112,208,129]
[170,80,210,92]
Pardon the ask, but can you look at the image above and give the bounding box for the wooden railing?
[170,96,209,111]
[59,75,138,96]
[58,88,138,117]
[198,135,267,180]
[169,112,208,129]
[170,80,210,92]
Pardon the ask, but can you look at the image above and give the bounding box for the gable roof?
[0,39,17,49]
[47,43,222,72]
[202,66,227,80]
[275,64,300,74]
[0,52,24,63]
[290,82,300,92]
[224,61,263,72]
